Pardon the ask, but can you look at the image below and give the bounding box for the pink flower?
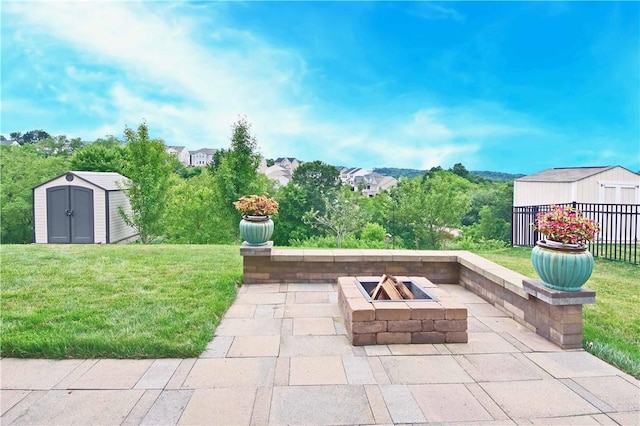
[532,205,600,244]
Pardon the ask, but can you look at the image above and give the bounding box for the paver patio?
[1,282,638,425]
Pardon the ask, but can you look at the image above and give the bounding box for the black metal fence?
[513,202,639,265]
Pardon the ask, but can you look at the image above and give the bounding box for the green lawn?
[478,246,640,378]
[0,244,242,358]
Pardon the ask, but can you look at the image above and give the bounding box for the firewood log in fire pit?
[369,274,416,300]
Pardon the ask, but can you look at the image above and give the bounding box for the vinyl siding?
[107,190,137,242]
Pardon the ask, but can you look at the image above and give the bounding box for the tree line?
[1,119,513,248]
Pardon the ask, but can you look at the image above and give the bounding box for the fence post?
[532,205,539,244]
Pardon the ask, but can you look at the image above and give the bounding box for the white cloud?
[3,1,539,170]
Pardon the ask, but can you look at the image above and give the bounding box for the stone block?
[353,321,387,334]
[411,332,446,344]
[434,319,467,332]
[341,286,364,299]
[348,298,375,322]
[377,332,411,345]
[387,320,422,333]
[439,299,467,317]
[408,304,444,320]
[352,333,377,346]
[337,276,358,288]
[372,303,411,321]
[445,331,468,343]
[553,322,583,335]
[421,320,434,331]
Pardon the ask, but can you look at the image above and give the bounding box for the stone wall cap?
[523,279,596,305]
[240,241,273,256]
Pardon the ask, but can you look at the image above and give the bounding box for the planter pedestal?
[523,279,595,349]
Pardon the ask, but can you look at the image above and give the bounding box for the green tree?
[279,160,341,234]
[0,144,70,243]
[291,161,339,196]
[272,184,316,245]
[21,130,51,145]
[35,135,84,157]
[303,190,367,248]
[70,143,125,172]
[162,172,234,243]
[463,181,513,242]
[211,117,267,240]
[393,172,471,249]
[119,122,173,243]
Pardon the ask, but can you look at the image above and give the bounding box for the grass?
[0,244,242,358]
[478,246,640,378]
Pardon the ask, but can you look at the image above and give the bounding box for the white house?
[190,148,217,166]
[166,146,191,166]
[361,173,398,197]
[274,157,301,171]
[33,171,138,244]
[264,164,293,186]
[340,167,370,188]
[514,166,640,206]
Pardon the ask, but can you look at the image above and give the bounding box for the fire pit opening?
[356,274,438,302]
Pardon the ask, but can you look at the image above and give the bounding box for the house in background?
[260,157,302,186]
[513,166,640,206]
[274,157,301,171]
[190,148,217,166]
[33,171,138,244]
[166,146,191,166]
[361,173,398,197]
[340,167,398,196]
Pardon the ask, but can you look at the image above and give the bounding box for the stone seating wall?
[240,243,595,350]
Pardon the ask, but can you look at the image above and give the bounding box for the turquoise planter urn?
[531,240,594,292]
[239,216,274,246]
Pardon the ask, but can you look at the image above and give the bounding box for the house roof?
[191,148,216,155]
[275,157,298,163]
[34,171,131,191]
[516,166,618,183]
[166,146,187,152]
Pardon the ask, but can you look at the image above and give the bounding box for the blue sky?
[2,1,639,174]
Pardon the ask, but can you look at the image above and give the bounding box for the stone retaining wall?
[240,243,595,349]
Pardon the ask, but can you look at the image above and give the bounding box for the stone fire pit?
[338,276,468,345]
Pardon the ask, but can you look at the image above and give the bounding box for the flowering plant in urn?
[233,194,279,217]
[532,205,599,245]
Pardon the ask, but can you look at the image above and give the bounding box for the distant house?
[264,165,293,186]
[339,167,369,187]
[361,173,398,197]
[274,157,301,171]
[340,167,398,195]
[33,171,138,244]
[190,148,217,166]
[166,146,191,166]
[260,157,302,185]
[514,166,640,206]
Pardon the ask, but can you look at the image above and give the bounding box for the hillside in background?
[472,170,525,181]
[373,167,524,181]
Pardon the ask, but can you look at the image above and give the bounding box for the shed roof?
[516,166,617,183]
[34,171,130,191]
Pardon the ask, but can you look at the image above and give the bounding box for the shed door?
[46,186,94,244]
